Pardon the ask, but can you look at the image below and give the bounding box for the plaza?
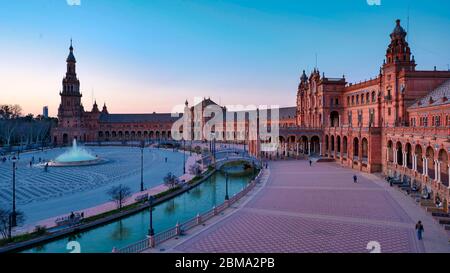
[0,146,184,225]
[167,160,450,253]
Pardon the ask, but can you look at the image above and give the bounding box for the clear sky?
[1,0,449,116]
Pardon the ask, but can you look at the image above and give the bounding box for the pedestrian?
[165,157,168,163]
[309,160,312,167]
[29,161,32,167]
[353,175,358,183]
[415,221,424,240]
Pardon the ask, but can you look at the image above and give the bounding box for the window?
[435,116,441,127]
[372,91,376,102]
[388,108,391,116]
[352,96,355,105]
[423,117,428,127]
[356,95,359,104]
[369,109,375,126]
[335,98,339,105]
[361,94,364,104]
[358,110,363,126]
[347,97,350,106]
[366,93,369,103]
[348,111,353,127]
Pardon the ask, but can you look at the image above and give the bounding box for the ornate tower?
[381,20,416,127]
[58,40,84,130]
[384,19,416,71]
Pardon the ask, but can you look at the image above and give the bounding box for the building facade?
[53,20,450,210]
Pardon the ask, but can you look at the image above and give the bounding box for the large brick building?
[53,20,450,210]
[255,19,450,211]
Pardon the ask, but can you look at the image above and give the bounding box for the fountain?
[49,139,105,167]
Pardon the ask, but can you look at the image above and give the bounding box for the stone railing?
[117,171,263,253]
[385,127,450,139]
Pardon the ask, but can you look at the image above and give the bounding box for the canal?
[23,169,253,253]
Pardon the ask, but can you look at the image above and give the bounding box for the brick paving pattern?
[174,161,431,253]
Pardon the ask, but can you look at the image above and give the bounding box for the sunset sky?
[1,0,449,116]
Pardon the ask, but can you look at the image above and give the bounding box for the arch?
[330,111,339,127]
[331,135,335,153]
[405,143,412,169]
[118,131,123,139]
[63,133,68,145]
[98,131,104,138]
[426,146,435,180]
[112,131,117,138]
[438,149,448,186]
[342,136,348,158]
[336,135,341,154]
[155,131,160,139]
[310,135,321,156]
[387,140,393,163]
[149,131,154,139]
[353,137,359,160]
[415,145,423,174]
[396,141,403,166]
[161,131,167,139]
[362,138,369,163]
[301,135,308,154]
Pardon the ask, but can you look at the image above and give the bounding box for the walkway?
[13,152,201,235]
[169,161,449,253]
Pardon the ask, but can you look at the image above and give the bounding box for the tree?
[189,163,201,176]
[107,184,132,210]
[164,172,179,189]
[0,208,25,239]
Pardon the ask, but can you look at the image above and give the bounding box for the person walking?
[309,160,312,167]
[415,221,424,240]
[353,175,358,183]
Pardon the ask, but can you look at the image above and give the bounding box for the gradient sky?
[1,0,450,116]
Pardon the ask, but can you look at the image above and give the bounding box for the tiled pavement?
[172,160,450,253]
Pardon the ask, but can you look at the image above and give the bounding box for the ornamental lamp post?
[148,195,155,236]
[140,141,144,192]
[183,139,186,174]
[225,172,229,201]
[11,155,17,227]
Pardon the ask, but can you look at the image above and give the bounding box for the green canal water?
[23,169,253,253]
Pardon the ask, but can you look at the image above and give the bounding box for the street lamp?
[11,155,17,227]
[183,139,186,174]
[225,172,229,201]
[148,195,155,236]
[140,141,144,192]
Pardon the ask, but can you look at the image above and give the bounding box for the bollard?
[175,222,181,235]
[196,213,201,225]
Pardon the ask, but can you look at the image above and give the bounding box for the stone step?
[420,200,435,207]
[432,212,450,218]
[426,207,446,214]
[439,218,450,225]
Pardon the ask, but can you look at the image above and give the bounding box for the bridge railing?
[116,170,262,253]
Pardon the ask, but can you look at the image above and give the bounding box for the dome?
[300,70,308,82]
[66,41,77,63]
[391,19,406,38]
